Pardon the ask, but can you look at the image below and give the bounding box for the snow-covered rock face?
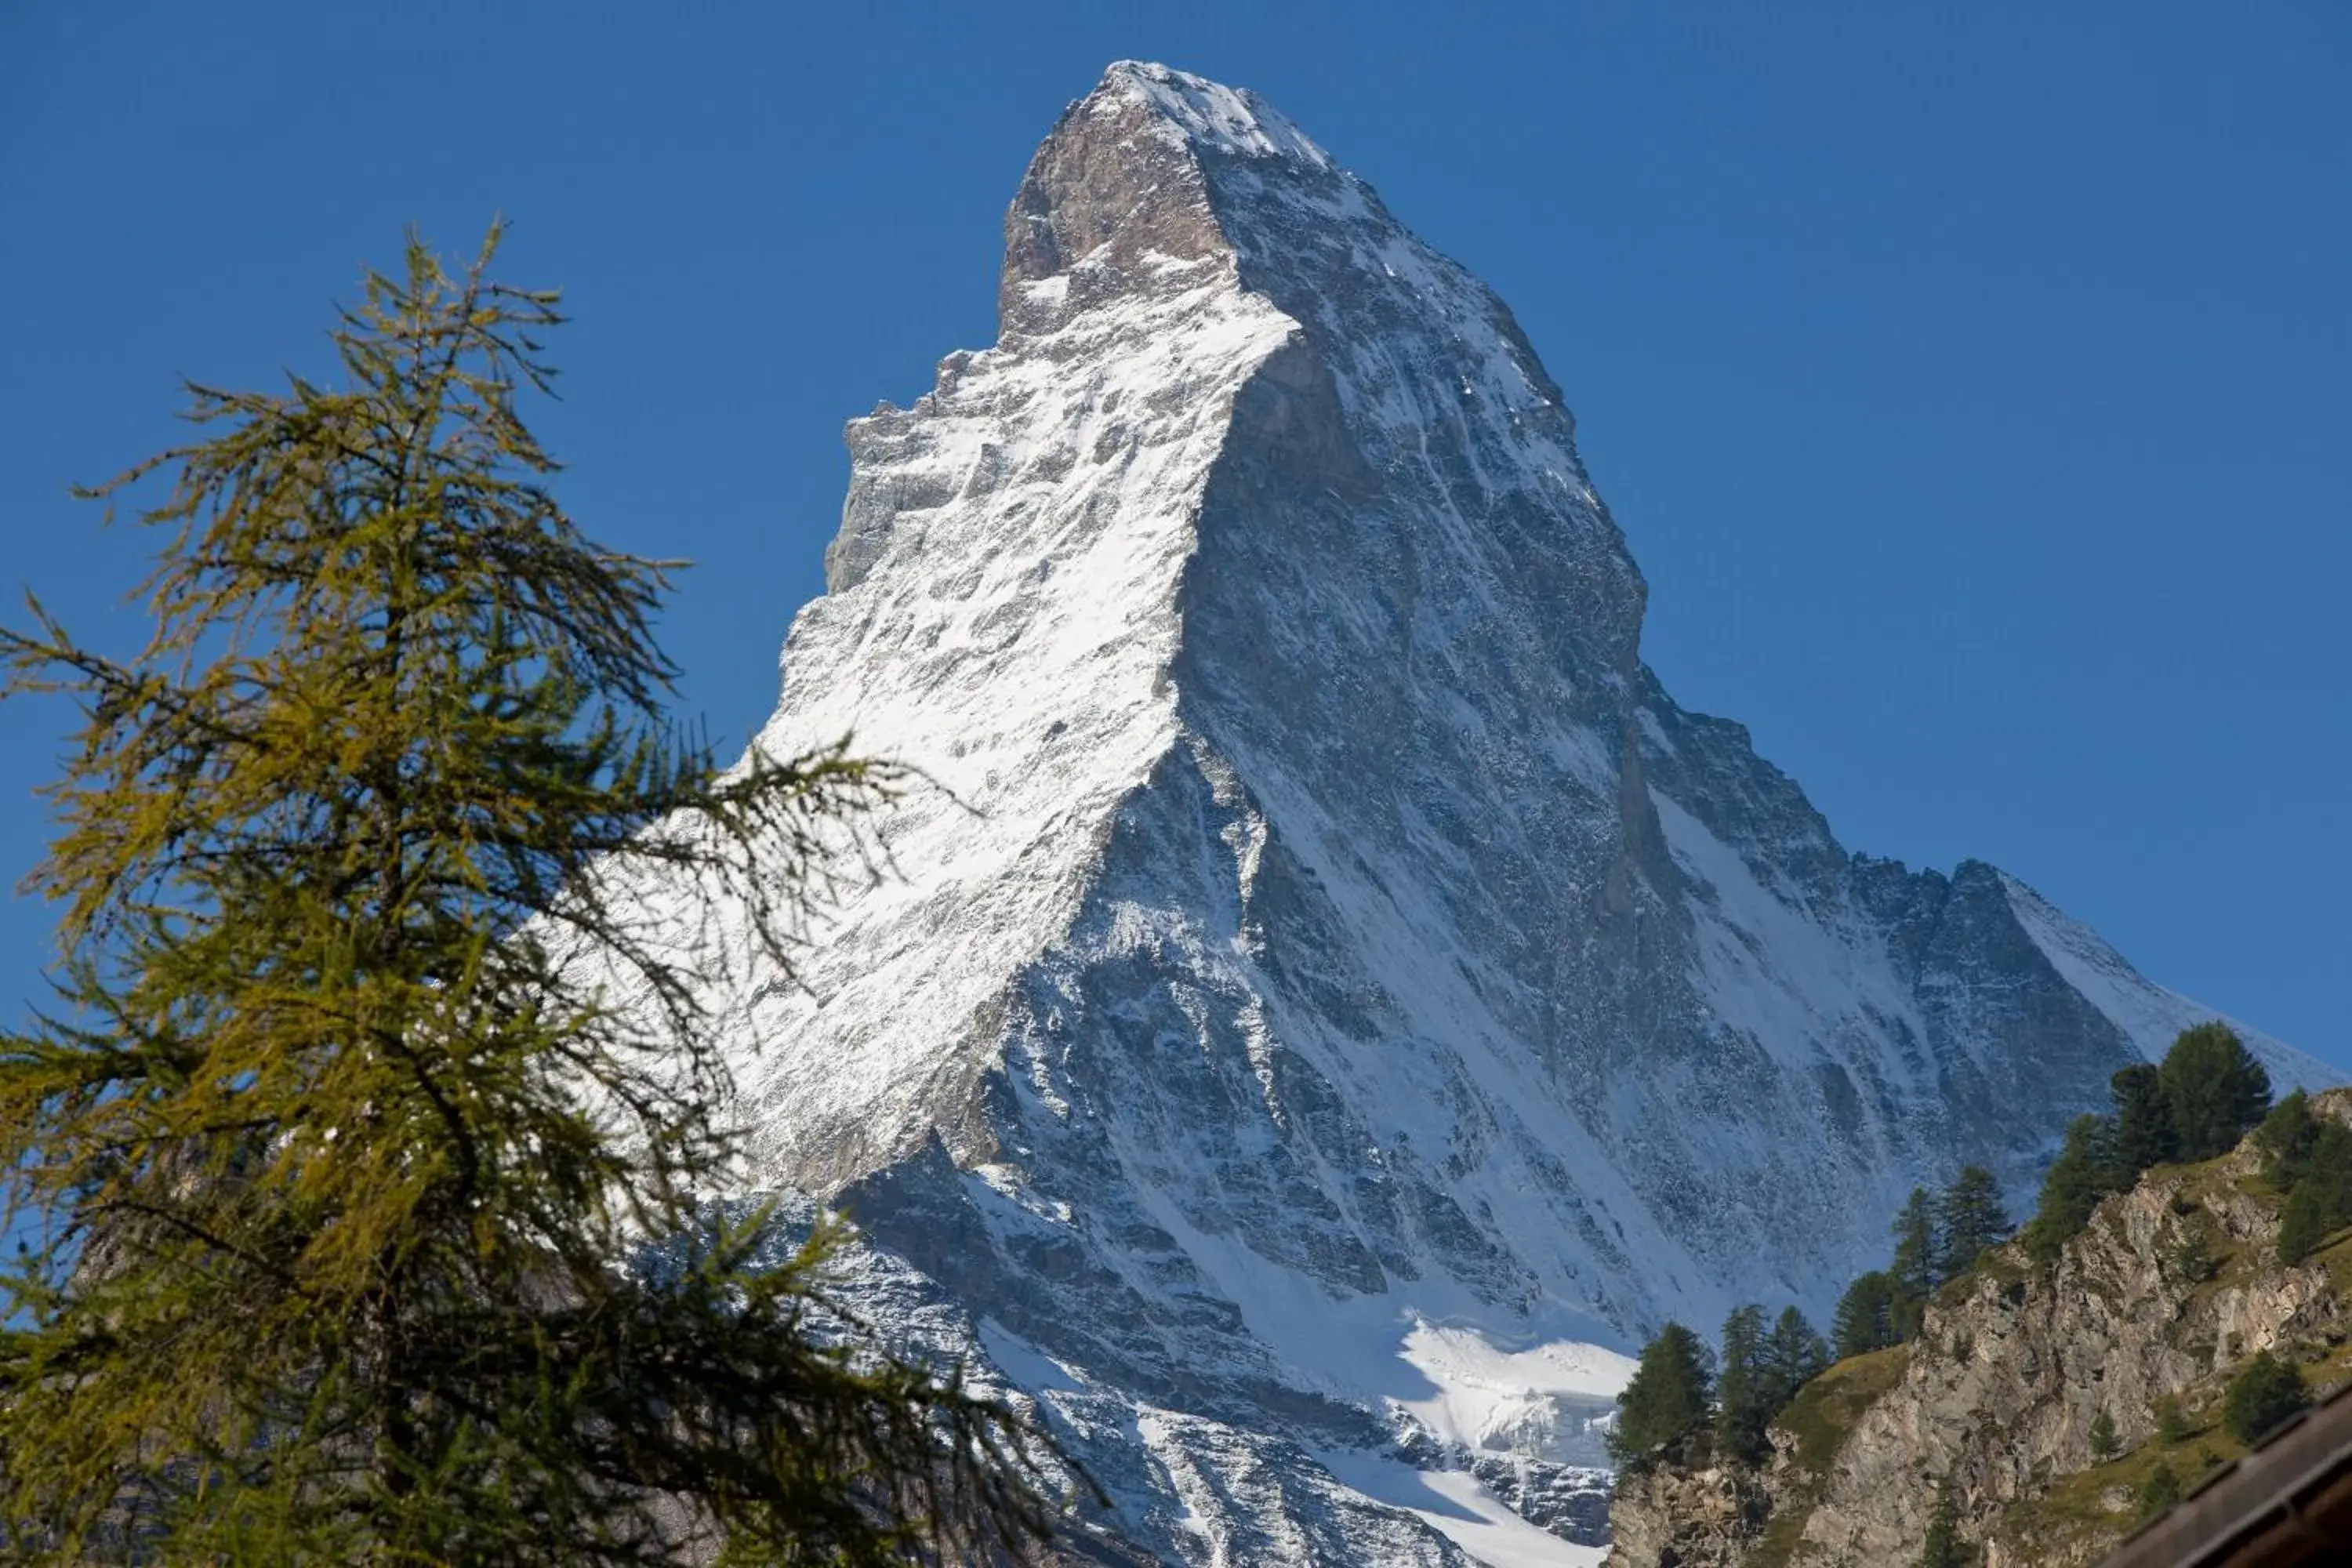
[713,62,2328,1566]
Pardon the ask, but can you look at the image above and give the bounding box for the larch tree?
[1889,1188,1937,1339]
[1608,1322,1714,1471]
[2021,1115,2118,1265]
[2136,1460,2182,1523]
[1762,1306,1828,1414]
[2277,1121,2352,1264]
[2221,1352,2310,1445]
[2277,1178,2334,1265]
[2159,1024,2272,1163]
[2255,1090,2319,1187]
[0,228,1060,1566]
[1934,1167,2013,1279]
[1713,1305,1769,1465]
[1831,1271,1900,1360]
[2108,1063,2176,1176]
[1916,1477,1971,1568]
[2253,1090,2352,1264]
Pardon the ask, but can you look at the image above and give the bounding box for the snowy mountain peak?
[696,65,2335,1566]
[1096,60,1334,170]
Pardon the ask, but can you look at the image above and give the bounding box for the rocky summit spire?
[695,64,2329,1566]
[998,61,1328,334]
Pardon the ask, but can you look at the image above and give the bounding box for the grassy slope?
[1745,1345,1910,1568]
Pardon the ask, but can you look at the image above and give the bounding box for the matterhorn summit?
[689,64,2326,1565]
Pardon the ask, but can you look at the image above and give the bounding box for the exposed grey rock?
[1606,1456,1773,1568]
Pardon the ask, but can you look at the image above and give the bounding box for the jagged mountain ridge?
[673,63,2330,1566]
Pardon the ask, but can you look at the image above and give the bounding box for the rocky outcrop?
[1609,1092,2352,1567]
[1608,1454,1773,1566]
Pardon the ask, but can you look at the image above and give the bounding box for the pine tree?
[2221,1351,2310,1445]
[2153,1393,2188,1445]
[1762,1305,1829,1415]
[1831,1271,1900,1359]
[1936,1166,2014,1278]
[2169,1226,2218,1286]
[2273,1117,2352,1264]
[2089,1408,2118,1461]
[2278,1179,2332,1265]
[1917,1476,1970,1568]
[2108,1063,2177,1175]
[2253,1088,2318,1188]
[2023,1115,2119,1264]
[0,230,1057,1565]
[2313,1121,2352,1196]
[2136,1460,2183,1523]
[1715,1305,1770,1464]
[1889,1187,1937,1338]
[2159,1023,2273,1162]
[1610,1323,1715,1469]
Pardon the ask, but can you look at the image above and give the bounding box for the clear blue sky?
[3,3,2346,1065]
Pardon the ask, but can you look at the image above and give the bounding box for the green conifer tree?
[1762,1305,1829,1415]
[1936,1167,2013,1278]
[1830,1275,1882,1359]
[2089,1408,2118,1461]
[2278,1180,2331,1265]
[1916,1476,1970,1568]
[2153,1393,2188,1445]
[1831,1272,1900,1360]
[1889,1188,1937,1338]
[0,230,1057,1566]
[2221,1351,2310,1445]
[2109,1063,2177,1175]
[2136,1460,2182,1523]
[2313,1120,2352,1189]
[2022,1115,2118,1264]
[2253,1089,2318,1188]
[2159,1024,2273,1162]
[2168,1225,2218,1286]
[2275,1120,2352,1264]
[1714,1305,1769,1464]
[1609,1323,1714,1470]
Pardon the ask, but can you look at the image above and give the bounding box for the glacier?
[673,63,2329,1566]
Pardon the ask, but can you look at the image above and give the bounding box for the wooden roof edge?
[2096,1378,2352,1567]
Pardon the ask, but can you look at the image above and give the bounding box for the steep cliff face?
[1608,1461,1774,1568]
[1607,1092,2352,1568]
[637,60,2333,1564]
